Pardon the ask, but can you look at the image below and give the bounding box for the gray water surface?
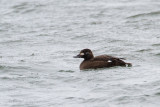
[0,0,160,107]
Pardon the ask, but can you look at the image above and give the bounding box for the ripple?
[0,22,15,32]
[136,49,153,52]
[0,65,5,69]
[82,97,107,103]
[0,39,23,44]
[113,95,147,104]
[0,65,31,72]
[155,53,160,56]
[12,2,31,13]
[11,2,42,14]
[90,21,102,25]
[58,70,75,73]
[152,43,160,47]
[12,2,28,9]
[127,10,160,19]
[155,92,160,96]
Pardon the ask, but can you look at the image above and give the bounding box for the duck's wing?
[93,55,125,61]
[92,55,126,66]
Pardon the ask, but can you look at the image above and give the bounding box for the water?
[0,0,160,107]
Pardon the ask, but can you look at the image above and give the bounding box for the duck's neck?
[84,54,94,60]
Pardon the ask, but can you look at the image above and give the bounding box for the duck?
[74,49,132,70]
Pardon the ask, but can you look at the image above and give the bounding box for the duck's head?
[74,49,94,60]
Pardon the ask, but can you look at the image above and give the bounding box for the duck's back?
[80,55,126,70]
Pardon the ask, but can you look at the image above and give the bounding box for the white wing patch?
[108,60,112,62]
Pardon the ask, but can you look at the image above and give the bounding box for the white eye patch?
[80,52,84,55]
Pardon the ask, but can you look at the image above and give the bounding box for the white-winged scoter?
[74,49,132,70]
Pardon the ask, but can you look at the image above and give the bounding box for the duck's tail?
[125,63,132,67]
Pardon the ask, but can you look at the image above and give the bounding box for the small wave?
[0,22,14,32]
[152,43,160,47]
[113,95,147,104]
[12,2,28,9]
[71,34,89,40]
[90,21,102,25]
[58,70,75,73]
[0,39,23,44]
[82,98,106,103]
[12,2,31,13]
[127,11,160,19]
[136,49,152,52]
[155,92,160,96]
[0,65,5,69]
[11,2,43,14]
[0,65,31,71]
[155,53,160,56]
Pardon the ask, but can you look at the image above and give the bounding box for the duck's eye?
[86,52,90,55]
[80,52,84,55]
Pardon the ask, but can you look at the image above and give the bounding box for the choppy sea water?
[0,0,160,107]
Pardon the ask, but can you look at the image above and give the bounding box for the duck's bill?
[73,55,81,58]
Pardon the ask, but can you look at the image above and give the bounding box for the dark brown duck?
[74,49,132,70]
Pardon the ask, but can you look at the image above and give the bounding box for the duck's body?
[74,49,132,70]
